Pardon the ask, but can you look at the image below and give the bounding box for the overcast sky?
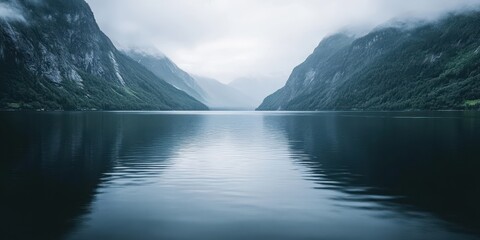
[86,0,479,84]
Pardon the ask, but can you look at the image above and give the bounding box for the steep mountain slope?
[0,0,207,110]
[194,76,257,110]
[258,12,480,111]
[126,51,207,103]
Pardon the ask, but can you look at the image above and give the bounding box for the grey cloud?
[85,0,480,84]
[0,2,26,22]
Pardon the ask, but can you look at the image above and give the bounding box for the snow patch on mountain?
[305,69,316,85]
[109,51,125,86]
[66,14,80,24]
[424,53,443,64]
[69,69,83,84]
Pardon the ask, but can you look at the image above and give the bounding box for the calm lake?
[0,111,479,240]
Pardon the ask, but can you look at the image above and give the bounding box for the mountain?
[0,0,207,110]
[125,50,207,103]
[229,77,284,107]
[194,76,257,110]
[258,12,480,111]
[127,50,257,110]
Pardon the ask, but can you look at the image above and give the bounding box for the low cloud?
[0,2,26,22]
[86,0,480,84]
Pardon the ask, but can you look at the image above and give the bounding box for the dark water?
[0,111,479,240]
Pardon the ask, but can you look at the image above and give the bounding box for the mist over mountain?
[2,0,479,112]
[86,0,479,89]
[194,75,257,110]
[126,50,257,110]
[1,1,480,239]
[0,0,207,110]
[229,77,284,107]
[258,11,480,111]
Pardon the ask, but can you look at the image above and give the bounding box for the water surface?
[0,111,479,240]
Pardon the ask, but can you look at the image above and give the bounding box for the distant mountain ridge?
[229,77,284,107]
[126,50,207,103]
[0,0,207,110]
[258,12,480,111]
[194,75,257,110]
[127,50,257,110]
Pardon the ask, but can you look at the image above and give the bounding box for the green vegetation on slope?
[258,12,480,111]
[0,0,207,110]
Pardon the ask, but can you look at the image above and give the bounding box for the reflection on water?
[0,111,479,240]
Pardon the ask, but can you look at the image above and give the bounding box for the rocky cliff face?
[0,0,207,110]
[258,12,480,111]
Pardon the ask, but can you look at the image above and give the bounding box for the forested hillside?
[258,12,480,111]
